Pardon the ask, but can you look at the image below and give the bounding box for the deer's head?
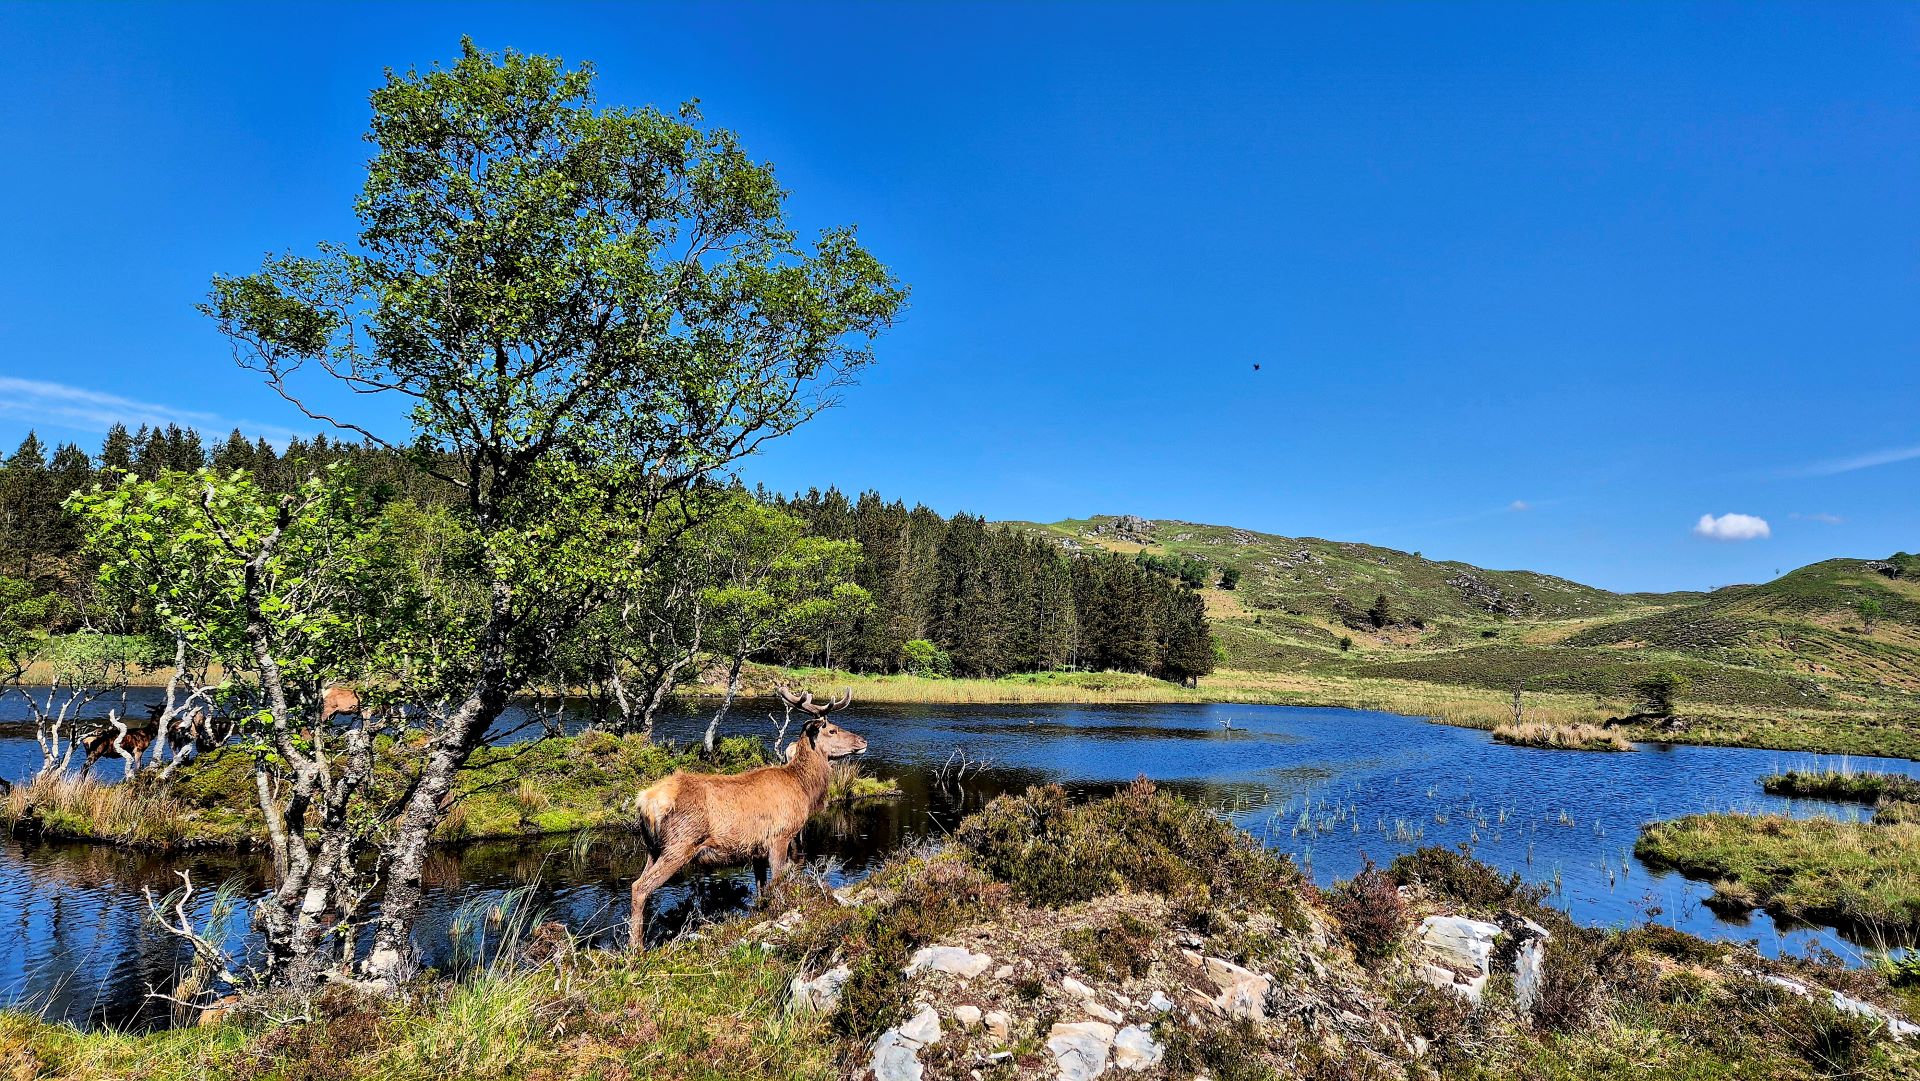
[776,684,868,759]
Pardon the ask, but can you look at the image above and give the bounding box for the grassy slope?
[1003,516,1920,757]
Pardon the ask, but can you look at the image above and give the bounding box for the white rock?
[1512,934,1548,1013]
[1415,915,1503,1003]
[1215,978,1268,1021]
[870,1028,925,1081]
[788,963,852,1012]
[1147,990,1175,1013]
[1759,972,1920,1041]
[1419,916,1501,971]
[1084,998,1124,1024]
[1200,957,1264,993]
[953,1004,982,1028]
[983,1009,1012,1042]
[1046,1020,1116,1081]
[993,963,1015,980]
[907,944,995,979]
[899,1005,944,1046]
[1111,1025,1164,1071]
[1062,975,1097,999]
[1201,957,1271,1020]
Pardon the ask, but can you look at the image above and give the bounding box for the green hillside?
[1565,556,1920,693]
[1007,514,1637,624]
[1005,516,1920,747]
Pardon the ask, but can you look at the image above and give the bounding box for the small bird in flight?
[1252,363,1261,371]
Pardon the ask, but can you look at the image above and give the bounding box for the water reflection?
[3,696,1918,1029]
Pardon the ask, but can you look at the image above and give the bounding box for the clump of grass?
[0,932,841,1081]
[0,773,212,848]
[824,761,901,804]
[1491,721,1633,752]
[1061,911,1158,979]
[1636,812,1920,933]
[1764,768,1920,806]
[951,778,1306,918]
[1389,845,1552,913]
[1327,856,1407,964]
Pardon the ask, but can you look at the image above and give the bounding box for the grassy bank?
[1635,812,1920,934]
[5,784,1914,1080]
[1491,721,1633,752]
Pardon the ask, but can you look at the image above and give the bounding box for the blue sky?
[0,2,1913,593]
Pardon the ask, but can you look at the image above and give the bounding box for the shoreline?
[11,663,1917,761]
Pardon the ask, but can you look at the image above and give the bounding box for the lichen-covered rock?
[1111,1024,1164,1070]
[1046,1020,1116,1081]
[906,944,994,979]
[1415,915,1502,1002]
[788,963,852,1012]
[1201,956,1271,1020]
[870,1005,944,1081]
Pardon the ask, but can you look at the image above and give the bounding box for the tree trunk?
[362,600,516,985]
[703,655,744,755]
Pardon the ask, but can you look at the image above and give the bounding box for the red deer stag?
[627,683,866,949]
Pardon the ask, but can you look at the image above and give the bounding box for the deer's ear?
[803,719,824,745]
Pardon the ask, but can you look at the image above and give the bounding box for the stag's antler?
[772,683,853,719]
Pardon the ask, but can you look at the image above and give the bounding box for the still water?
[3,695,1916,1029]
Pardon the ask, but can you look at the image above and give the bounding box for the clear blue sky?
[0,2,1913,593]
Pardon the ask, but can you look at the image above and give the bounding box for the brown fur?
[321,684,362,720]
[78,727,152,775]
[627,700,866,949]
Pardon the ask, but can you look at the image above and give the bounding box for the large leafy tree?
[203,40,903,980]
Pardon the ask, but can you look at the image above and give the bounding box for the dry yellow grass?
[0,773,198,845]
[1491,721,1633,752]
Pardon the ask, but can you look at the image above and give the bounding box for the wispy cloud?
[1693,512,1770,542]
[1781,443,1920,478]
[1790,512,1845,525]
[1507,499,1531,512]
[0,377,300,444]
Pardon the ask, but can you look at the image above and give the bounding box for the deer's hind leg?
[628,837,698,952]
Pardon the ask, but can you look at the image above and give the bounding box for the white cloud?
[1508,500,1531,512]
[1692,512,1771,542]
[1782,443,1920,478]
[1791,512,1845,525]
[0,376,299,443]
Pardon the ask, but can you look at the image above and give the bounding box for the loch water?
[3,695,1917,1030]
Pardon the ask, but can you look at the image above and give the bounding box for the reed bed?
[1491,721,1633,752]
[0,773,200,847]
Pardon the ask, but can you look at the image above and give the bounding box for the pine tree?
[98,423,134,473]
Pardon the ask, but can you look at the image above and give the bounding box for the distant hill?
[1005,514,1638,623]
[1565,557,1920,693]
[1003,514,1920,717]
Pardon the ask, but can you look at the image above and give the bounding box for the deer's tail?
[633,782,671,854]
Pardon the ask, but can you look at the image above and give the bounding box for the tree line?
[0,429,1214,689]
[769,488,1215,684]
